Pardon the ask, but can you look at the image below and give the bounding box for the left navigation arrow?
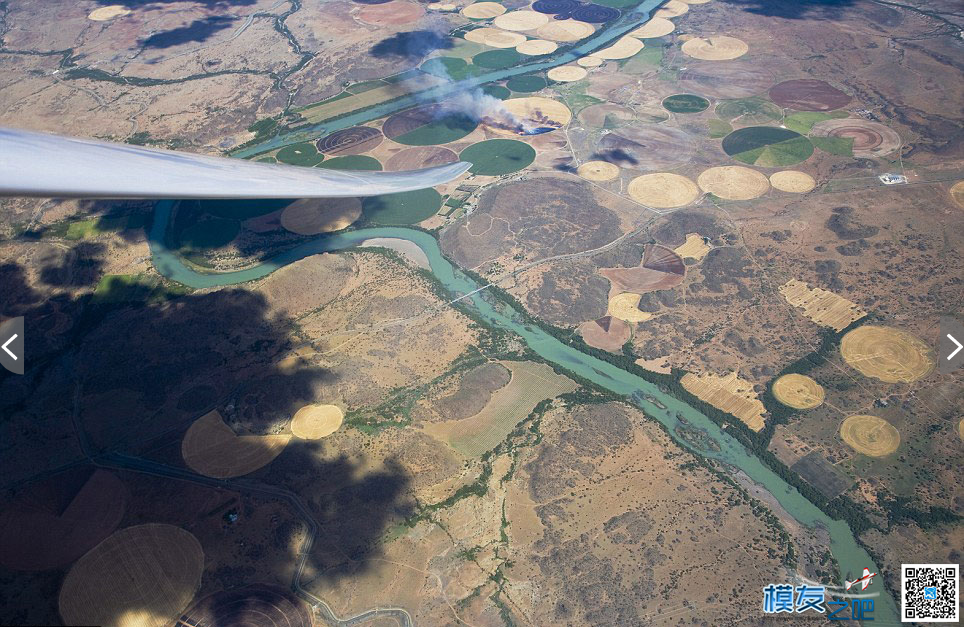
[0,316,24,375]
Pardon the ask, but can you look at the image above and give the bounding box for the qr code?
[902,564,959,623]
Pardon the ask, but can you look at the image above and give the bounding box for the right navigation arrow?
[940,317,964,374]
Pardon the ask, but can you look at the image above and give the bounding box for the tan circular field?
[628,173,701,208]
[697,166,769,200]
[59,524,204,627]
[291,404,344,440]
[959,418,964,442]
[577,160,620,181]
[182,410,291,479]
[840,325,935,383]
[772,374,825,409]
[536,19,595,42]
[502,96,573,126]
[494,10,549,31]
[770,170,816,193]
[654,0,689,17]
[840,415,900,457]
[608,292,652,322]
[681,36,748,60]
[464,27,527,48]
[593,36,644,60]
[630,17,675,38]
[950,181,964,208]
[517,39,558,55]
[461,2,506,18]
[548,65,588,82]
[435,3,457,10]
[577,55,604,68]
[281,197,362,234]
[88,5,131,20]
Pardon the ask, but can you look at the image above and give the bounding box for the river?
[148,200,899,624]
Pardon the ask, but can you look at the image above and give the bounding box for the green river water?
[149,200,898,623]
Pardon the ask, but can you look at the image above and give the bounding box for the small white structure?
[878,173,907,185]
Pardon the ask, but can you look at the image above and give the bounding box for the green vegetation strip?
[784,110,849,134]
[460,139,536,175]
[662,94,710,114]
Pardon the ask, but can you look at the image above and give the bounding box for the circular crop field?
[465,27,527,48]
[385,146,458,171]
[536,19,595,42]
[596,125,696,170]
[697,166,769,200]
[950,181,964,208]
[769,79,852,111]
[497,96,572,132]
[358,0,424,25]
[772,374,825,409]
[810,119,902,158]
[595,36,645,61]
[0,469,128,571]
[770,170,815,193]
[654,0,689,16]
[571,4,620,23]
[840,325,935,383]
[577,55,604,67]
[483,85,512,99]
[548,65,588,82]
[495,9,549,30]
[627,173,700,208]
[532,0,579,13]
[959,418,964,442]
[182,584,312,627]
[681,36,747,60]
[579,315,631,351]
[840,415,900,457]
[316,126,383,156]
[517,38,558,55]
[579,103,635,127]
[318,155,382,170]
[663,94,710,113]
[291,405,344,439]
[678,63,773,99]
[462,1,505,18]
[722,126,814,166]
[577,160,620,181]
[59,524,204,627]
[276,142,323,166]
[460,139,536,175]
[178,217,239,250]
[88,5,131,20]
[507,74,547,92]
[280,197,362,234]
[608,292,652,322]
[383,104,478,145]
[715,97,783,125]
[474,48,524,68]
[630,17,675,38]
[362,188,442,224]
[182,410,290,478]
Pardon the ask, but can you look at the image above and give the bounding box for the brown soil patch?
[810,119,902,158]
[291,404,344,439]
[461,2,506,18]
[358,1,425,25]
[697,166,769,200]
[772,374,825,409]
[464,27,527,48]
[593,36,644,60]
[536,19,595,42]
[59,524,204,627]
[630,17,675,38]
[770,170,816,193]
[577,160,620,181]
[316,126,384,156]
[494,10,549,31]
[579,315,632,351]
[384,146,458,171]
[673,233,710,261]
[769,79,852,111]
[628,172,700,208]
[840,325,935,383]
[517,39,558,55]
[678,62,773,99]
[0,469,127,571]
[681,371,766,431]
[88,5,131,20]
[181,410,291,479]
[840,414,900,457]
[280,197,363,234]
[180,584,311,627]
[779,279,866,331]
[599,244,686,293]
[607,292,652,322]
[681,36,748,60]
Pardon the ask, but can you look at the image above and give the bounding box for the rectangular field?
[779,279,867,331]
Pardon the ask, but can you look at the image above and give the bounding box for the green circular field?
[715,98,783,125]
[460,139,536,175]
[275,142,323,166]
[722,126,814,167]
[385,107,478,146]
[317,155,382,171]
[473,49,523,70]
[178,217,239,249]
[483,85,512,100]
[507,74,547,93]
[421,57,476,80]
[662,94,710,114]
[362,188,442,224]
